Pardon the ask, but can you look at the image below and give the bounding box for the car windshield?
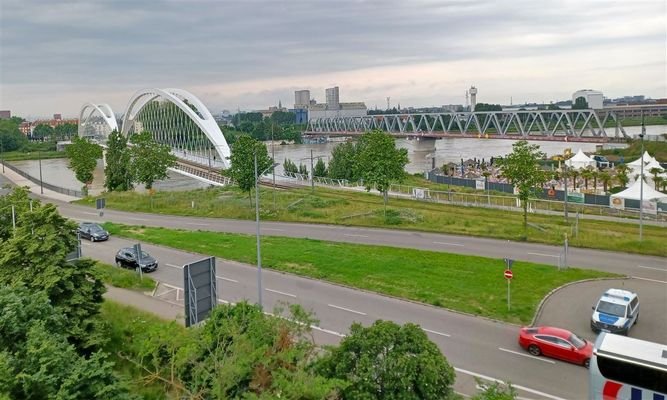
[568,333,586,349]
[139,251,151,259]
[596,301,626,317]
[89,225,104,233]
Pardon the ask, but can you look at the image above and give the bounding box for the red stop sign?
[504,269,513,279]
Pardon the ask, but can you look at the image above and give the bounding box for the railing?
[171,163,232,186]
[3,162,84,198]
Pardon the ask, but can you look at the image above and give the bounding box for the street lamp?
[254,152,279,309]
[639,112,645,241]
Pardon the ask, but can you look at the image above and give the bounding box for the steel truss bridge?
[79,88,232,186]
[305,109,630,142]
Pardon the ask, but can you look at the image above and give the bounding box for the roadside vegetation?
[103,222,617,324]
[93,262,156,291]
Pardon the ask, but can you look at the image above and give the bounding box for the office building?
[326,86,340,109]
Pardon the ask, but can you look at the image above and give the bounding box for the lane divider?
[455,368,568,400]
[265,288,297,298]
[433,241,465,247]
[423,328,451,337]
[327,303,367,316]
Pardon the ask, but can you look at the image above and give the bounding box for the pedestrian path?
[1,167,79,202]
[104,285,184,325]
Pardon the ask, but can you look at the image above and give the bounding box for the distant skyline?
[1,0,665,118]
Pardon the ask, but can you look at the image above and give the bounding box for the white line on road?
[311,325,346,337]
[343,234,369,238]
[455,368,568,400]
[185,222,209,226]
[637,265,666,271]
[423,328,451,337]
[217,276,238,283]
[165,263,183,269]
[527,252,560,258]
[263,228,285,232]
[433,241,464,247]
[328,303,367,316]
[265,288,297,298]
[498,347,555,364]
[631,276,667,284]
[82,211,100,216]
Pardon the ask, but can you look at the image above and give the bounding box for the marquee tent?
[610,179,667,208]
[564,149,596,170]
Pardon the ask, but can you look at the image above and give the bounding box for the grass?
[2,150,64,161]
[77,184,667,257]
[103,223,617,324]
[93,262,156,291]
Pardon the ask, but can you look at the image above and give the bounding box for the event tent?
[610,179,667,203]
[564,149,596,170]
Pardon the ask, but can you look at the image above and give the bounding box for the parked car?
[518,326,593,368]
[592,155,610,169]
[115,247,158,272]
[591,288,639,335]
[77,222,109,242]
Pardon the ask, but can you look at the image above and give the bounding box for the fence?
[3,162,83,198]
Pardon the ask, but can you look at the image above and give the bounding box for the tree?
[270,110,296,125]
[570,168,580,189]
[599,170,612,193]
[497,140,547,233]
[572,97,589,110]
[104,130,133,192]
[32,123,54,140]
[614,164,629,188]
[471,380,518,400]
[317,320,456,400]
[65,136,102,192]
[654,176,665,192]
[283,158,298,174]
[474,103,502,112]
[328,141,359,181]
[581,166,595,190]
[228,135,273,203]
[0,118,28,151]
[649,167,662,190]
[355,130,409,215]
[298,163,308,176]
[54,123,77,140]
[129,131,177,190]
[314,158,328,177]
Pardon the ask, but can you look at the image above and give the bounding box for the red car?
[518,326,593,368]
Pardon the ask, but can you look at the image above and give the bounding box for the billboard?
[183,257,217,327]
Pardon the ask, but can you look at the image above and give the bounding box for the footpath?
[104,285,184,325]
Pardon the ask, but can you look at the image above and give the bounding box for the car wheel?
[634,314,639,325]
[584,358,590,369]
[90,236,95,242]
[528,345,541,356]
[116,260,122,268]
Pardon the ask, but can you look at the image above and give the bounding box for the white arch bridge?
[79,88,232,186]
[306,109,630,142]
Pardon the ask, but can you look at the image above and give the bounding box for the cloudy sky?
[1,0,665,118]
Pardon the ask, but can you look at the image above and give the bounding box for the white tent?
[565,149,596,170]
[627,151,657,168]
[610,179,667,203]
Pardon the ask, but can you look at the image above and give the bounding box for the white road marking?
[498,347,555,364]
[433,241,464,247]
[423,328,451,337]
[327,303,367,316]
[165,263,183,269]
[311,325,346,337]
[631,276,667,284]
[82,212,99,216]
[455,368,568,400]
[263,228,285,232]
[637,265,666,271]
[265,288,297,298]
[344,234,369,238]
[217,276,238,283]
[185,222,209,226]
[527,252,559,258]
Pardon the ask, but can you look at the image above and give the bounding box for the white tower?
[469,86,478,111]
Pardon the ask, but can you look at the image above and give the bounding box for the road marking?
[328,303,367,316]
[265,288,297,298]
[311,325,346,337]
[124,217,149,221]
[423,328,451,337]
[344,234,369,238]
[498,347,555,364]
[638,265,666,271]
[433,241,464,247]
[217,276,238,283]
[631,276,667,284]
[263,228,285,232]
[455,368,568,400]
[527,252,559,258]
[185,222,209,226]
[82,211,99,216]
[165,263,183,269]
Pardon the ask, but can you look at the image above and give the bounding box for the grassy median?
[104,223,617,324]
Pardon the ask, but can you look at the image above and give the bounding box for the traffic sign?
[504,269,513,279]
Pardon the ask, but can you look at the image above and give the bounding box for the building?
[603,103,667,118]
[308,102,367,120]
[469,86,478,111]
[0,110,11,119]
[572,89,604,109]
[256,101,287,118]
[325,86,340,109]
[18,114,79,136]
[294,90,310,109]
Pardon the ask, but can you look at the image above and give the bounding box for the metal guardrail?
[3,162,83,198]
[172,163,233,186]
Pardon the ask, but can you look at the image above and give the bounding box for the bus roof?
[595,333,667,370]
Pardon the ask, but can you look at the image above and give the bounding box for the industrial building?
[572,89,604,109]
[305,86,367,120]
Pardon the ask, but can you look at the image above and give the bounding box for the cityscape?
[0,1,665,400]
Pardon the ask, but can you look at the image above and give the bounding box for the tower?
[386,97,390,110]
[469,86,478,112]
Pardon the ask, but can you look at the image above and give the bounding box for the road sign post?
[503,262,514,311]
[96,198,106,217]
[133,243,143,280]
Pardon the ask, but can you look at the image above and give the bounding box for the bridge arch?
[121,88,231,169]
[78,103,118,144]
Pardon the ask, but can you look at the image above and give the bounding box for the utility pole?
[271,123,276,209]
[639,112,645,241]
[310,149,314,193]
[563,162,568,221]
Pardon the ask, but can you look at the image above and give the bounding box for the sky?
[1,0,665,119]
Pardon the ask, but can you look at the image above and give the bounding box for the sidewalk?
[1,166,80,202]
[104,285,184,325]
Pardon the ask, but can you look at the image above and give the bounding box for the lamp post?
[639,112,645,241]
[254,152,279,309]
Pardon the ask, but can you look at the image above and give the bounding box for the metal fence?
[3,162,83,198]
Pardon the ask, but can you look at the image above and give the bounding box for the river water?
[8,124,665,193]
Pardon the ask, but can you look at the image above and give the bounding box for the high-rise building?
[0,110,11,119]
[469,86,478,111]
[325,86,340,109]
[294,90,310,109]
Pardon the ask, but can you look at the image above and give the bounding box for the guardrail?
[3,162,83,198]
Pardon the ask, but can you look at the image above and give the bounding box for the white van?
[591,288,639,335]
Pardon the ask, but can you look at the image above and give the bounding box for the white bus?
[589,332,667,400]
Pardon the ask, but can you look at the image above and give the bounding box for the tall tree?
[614,164,629,188]
[317,320,456,400]
[129,131,177,190]
[0,118,28,151]
[32,123,54,140]
[104,130,133,192]
[328,141,359,181]
[65,136,103,192]
[54,123,78,140]
[598,170,612,193]
[228,135,273,203]
[314,157,328,177]
[498,140,547,234]
[355,130,409,215]
[572,97,589,110]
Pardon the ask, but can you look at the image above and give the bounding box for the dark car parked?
[77,222,109,242]
[115,247,158,272]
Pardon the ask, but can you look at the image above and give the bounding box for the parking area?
[536,277,667,344]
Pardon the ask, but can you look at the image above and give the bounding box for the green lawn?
[93,262,156,291]
[77,185,667,257]
[103,223,617,324]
